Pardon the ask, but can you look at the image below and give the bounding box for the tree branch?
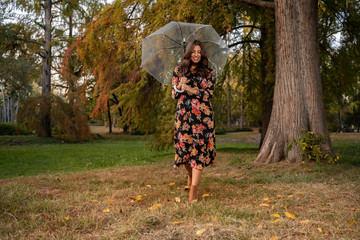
[228,40,260,48]
[234,0,274,8]
[15,37,44,46]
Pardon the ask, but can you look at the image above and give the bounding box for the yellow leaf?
[300,220,310,224]
[277,195,286,198]
[175,197,181,203]
[260,203,270,207]
[135,195,142,202]
[64,216,70,221]
[90,199,98,203]
[349,221,355,226]
[196,228,206,236]
[168,182,176,186]
[270,236,280,240]
[108,200,115,205]
[173,221,181,225]
[317,227,322,233]
[271,214,280,218]
[264,198,272,203]
[202,194,210,198]
[103,208,110,213]
[146,185,152,188]
[288,195,294,198]
[284,212,296,219]
[272,219,281,223]
[148,203,161,210]
[272,206,274,210]
[184,186,190,190]
[284,206,287,210]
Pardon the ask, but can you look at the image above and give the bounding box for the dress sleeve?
[172,67,183,99]
[196,70,215,102]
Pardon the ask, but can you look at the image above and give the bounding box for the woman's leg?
[184,164,192,190]
[191,168,202,186]
[189,168,202,202]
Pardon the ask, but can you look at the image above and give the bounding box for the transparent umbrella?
[141,21,230,85]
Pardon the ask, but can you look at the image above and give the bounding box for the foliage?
[288,130,339,164]
[17,94,93,142]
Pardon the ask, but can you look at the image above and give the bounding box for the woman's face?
[191,45,202,64]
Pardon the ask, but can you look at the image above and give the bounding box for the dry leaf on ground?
[103,208,110,213]
[148,203,161,210]
[196,228,206,236]
[284,212,296,219]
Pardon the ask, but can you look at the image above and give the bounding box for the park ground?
[0,129,359,239]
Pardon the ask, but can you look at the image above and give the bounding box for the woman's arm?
[171,67,185,99]
[183,70,215,101]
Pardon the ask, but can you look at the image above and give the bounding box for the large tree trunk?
[38,0,52,137]
[227,74,231,127]
[255,0,333,163]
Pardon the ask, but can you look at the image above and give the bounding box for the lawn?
[0,131,359,239]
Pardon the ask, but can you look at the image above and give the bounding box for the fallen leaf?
[90,199,98,203]
[202,194,210,198]
[271,214,280,218]
[173,221,181,225]
[300,220,310,224]
[270,236,280,240]
[148,203,161,210]
[317,227,322,233]
[168,182,176,186]
[264,198,272,203]
[175,197,181,203]
[135,195,142,202]
[272,219,281,223]
[288,195,294,198]
[296,192,304,195]
[196,228,206,236]
[277,195,286,198]
[64,216,70,221]
[349,221,355,226]
[184,186,190,190]
[260,203,270,207]
[272,206,274,210]
[108,200,115,205]
[146,185,152,188]
[103,208,110,213]
[284,212,296,220]
[284,206,287,210]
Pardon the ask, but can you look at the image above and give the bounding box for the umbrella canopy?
[141,21,230,85]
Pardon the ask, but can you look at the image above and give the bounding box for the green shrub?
[216,126,226,135]
[0,123,16,135]
[287,130,339,164]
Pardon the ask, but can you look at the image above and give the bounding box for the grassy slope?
[0,132,359,239]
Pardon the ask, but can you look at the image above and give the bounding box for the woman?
[171,39,216,202]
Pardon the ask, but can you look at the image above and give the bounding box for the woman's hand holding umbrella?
[181,80,199,95]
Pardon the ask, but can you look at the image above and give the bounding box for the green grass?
[0,135,173,179]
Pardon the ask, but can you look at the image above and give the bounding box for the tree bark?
[255,0,334,163]
[227,74,231,127]
[107,99,112,133]
[38,0,52,137]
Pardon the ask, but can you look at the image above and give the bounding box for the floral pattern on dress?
[172,66,216,169]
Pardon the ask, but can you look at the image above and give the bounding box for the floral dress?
[172,66,216,169]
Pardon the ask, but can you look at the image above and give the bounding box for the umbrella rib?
[144,33,183,47]
[141,47,182,67]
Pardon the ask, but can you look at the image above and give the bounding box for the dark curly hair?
[179,39,210,78]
